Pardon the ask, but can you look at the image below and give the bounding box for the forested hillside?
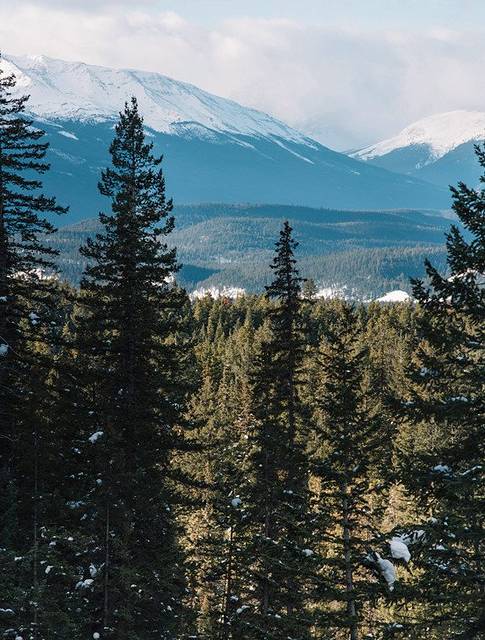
[0,62,483,640]
[48,204,454,297]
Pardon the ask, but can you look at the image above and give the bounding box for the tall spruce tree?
[308,303,394,640]
[398,144,484,639]
[0,58,67,638]
[234,221,314,640]
[68,97,188,639]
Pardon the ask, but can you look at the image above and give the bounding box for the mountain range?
[1,53,452,222]
[3,52,478,297]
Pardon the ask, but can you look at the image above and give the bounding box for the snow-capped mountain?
[1,53,449,222]
[352,111,485,189]
[2,54,310,146]
[355,111,485,163]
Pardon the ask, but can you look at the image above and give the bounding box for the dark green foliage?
[229,222,314,639]
[65,97,189,639]
[398,144,485,639]
[307,304,393,639]
[177,311,257,639]
[0,57,68,638]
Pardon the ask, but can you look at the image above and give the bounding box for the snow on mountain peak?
[1,53,311,145]
[354,111,485,162]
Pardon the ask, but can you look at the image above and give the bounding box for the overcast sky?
[2,0,485,149]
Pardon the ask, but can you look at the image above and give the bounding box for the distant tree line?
[46,219,449,298]
[0,62,483,639]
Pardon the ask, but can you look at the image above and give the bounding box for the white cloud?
[1,2,485,149]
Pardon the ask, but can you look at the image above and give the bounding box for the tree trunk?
[262,444,271,618]
[103,503,110,632]
[0,135,6,299]
[221,524,234,640]
[32,411,39,640]
[0,136,9,394]
[343,485,358,640]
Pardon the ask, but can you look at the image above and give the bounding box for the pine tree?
[398,144,485,639]
[308,303,395,640]
[180,315,232,637]
[0,57,68,638]
[234,221,314,639]
[177,304,258,639]
[68,97,189,639]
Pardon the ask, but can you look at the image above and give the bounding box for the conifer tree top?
[412,144,485,319]
[80,95,179,292]
[0,52,67,271]
[266,220,304,303]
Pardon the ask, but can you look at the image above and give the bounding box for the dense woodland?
[0,63,483,640]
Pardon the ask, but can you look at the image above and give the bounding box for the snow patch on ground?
[315,285,411,303]
[315,285,348,300]
[191,286,245,300]
[314,284,369,301]
[376,290,412,303]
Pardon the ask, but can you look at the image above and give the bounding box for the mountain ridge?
[2,53,313,146]
[1,53,451,219]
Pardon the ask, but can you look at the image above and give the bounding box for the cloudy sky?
[2,0,485,149]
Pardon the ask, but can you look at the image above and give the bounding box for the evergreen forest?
[0,62,483,640]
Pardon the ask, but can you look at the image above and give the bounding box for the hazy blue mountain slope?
[36,119,450,223]
[1,53,450,220]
